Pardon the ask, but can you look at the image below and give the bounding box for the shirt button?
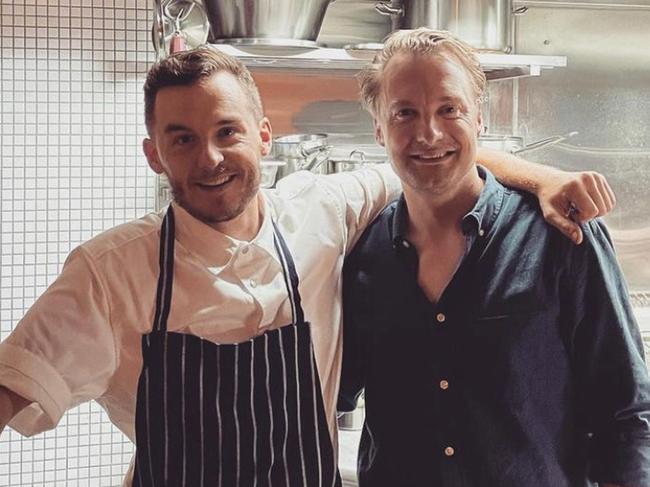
[249,279,257,288]
[436,313,446,323]
[241,246,249,254]
[444,446,455,457]
[402,240,410,248]
[478,228,485,237]
[439,380,449,390]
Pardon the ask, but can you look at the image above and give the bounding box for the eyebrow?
[163,119,240,134]
[389,94,466,110]
[163,123,191,134]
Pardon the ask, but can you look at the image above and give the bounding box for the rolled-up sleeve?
[0,246,117,436]
[567,220,650,486]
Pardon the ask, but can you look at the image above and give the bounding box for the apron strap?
[152,206,176,333]
[271,219,305,324]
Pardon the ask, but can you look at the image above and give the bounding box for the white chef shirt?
[0,167,399,481]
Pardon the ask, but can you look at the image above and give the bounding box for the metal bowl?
[204,0,336,44]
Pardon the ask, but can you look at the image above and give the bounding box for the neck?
[403,168,483,244]
[209,193,264,241]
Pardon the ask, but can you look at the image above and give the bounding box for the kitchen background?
[0,0,648,485]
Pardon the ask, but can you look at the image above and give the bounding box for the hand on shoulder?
[537,170,616,245]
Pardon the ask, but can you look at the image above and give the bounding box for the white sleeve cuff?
[0,343,71,436]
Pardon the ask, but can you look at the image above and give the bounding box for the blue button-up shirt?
[339,166,650,487]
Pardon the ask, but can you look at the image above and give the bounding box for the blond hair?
[143,46,263,135]
[359,28,486,115]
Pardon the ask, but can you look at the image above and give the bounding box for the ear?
[143,138,164,174]
[258,117,273,156]
[476,110,484,137]
[374,119,385,147]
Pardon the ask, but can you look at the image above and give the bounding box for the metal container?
[152,0,210,58]
[260,160,287,188]
[273,134,332,179]
[327,149,387,174]
[375,0,528,53]
[204,0,337,47]
[337,407,365,430]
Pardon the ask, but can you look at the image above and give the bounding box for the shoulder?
[493,186,555,239]
[270,165,398,202]
[77,210,163,265]
[346,198,398,262]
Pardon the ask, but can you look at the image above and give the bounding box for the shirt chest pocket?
[458,309,570,404]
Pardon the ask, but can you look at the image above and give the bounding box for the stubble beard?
[170,171,260,225]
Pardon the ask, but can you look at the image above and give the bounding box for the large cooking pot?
[375,0,528,53]
[327,149,387,174]
[204,0,337,47]
[273,134,333,179]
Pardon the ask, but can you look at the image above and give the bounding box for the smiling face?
[374,52,483,197]
[143,71,272,227]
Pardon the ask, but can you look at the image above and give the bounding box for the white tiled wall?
[0,1,155,485]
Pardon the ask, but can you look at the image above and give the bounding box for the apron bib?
[132,206,342,486]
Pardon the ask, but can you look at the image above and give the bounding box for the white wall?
[0,1,155,485]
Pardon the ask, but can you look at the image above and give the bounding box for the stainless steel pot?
[273,134,333,179]
[375,0,528,53]
[204,0,336,47]
[327,149,387,174]
[260,160,287,188]
[478,132,578,154]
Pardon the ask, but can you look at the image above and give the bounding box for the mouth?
[410,150,457,163]
[195,173,236,190]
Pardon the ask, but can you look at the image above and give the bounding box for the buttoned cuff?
[0,343,71,436]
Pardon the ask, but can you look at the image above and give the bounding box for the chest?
[416,232,466,304]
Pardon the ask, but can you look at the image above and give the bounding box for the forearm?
[476,147,561,195]
[0,386,30,434]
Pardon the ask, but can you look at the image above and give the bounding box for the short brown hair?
[143,46,264,135]
[359,28,486,115]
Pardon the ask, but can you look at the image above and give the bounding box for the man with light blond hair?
[339,28,650,487]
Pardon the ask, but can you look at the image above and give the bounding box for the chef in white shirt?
[0,46,615,486]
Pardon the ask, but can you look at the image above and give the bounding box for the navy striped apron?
[133,206,342,486]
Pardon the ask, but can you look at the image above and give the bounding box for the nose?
[198,142,224,169]
[416,116,444,146]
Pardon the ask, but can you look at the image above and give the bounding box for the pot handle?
[304,145,333,172]
[299,138,329,158]
[375,1,404,16]
[349,149,368,162]
[514,131,578,154]
[153,0,167,59]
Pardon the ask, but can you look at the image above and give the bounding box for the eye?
[394,108,416,120]
[441,105,460,118]
[172,134,195,146]
[217,126,237,138]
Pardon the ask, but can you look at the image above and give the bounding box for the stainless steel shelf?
[211,44,567,81]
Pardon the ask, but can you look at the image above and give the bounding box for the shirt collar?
[172,195,280,275]
[391,165,505,246]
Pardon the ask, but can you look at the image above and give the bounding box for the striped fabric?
[133,206,341,486]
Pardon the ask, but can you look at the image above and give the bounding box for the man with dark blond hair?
[0,45,620,485]
[339,28,650,487]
